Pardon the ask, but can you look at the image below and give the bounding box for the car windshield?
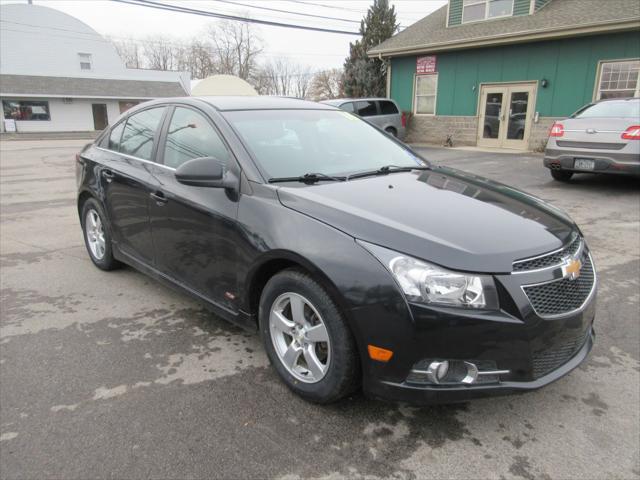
[572,100,640,119]
[222,109,424,179]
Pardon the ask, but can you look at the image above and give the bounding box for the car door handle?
[101,170,115,182]
[150,191,168,205]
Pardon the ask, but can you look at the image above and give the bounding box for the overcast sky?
[0,0,446,70]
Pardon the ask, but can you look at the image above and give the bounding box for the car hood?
[276,167,577,273]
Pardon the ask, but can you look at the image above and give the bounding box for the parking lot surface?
[1,140,638,480]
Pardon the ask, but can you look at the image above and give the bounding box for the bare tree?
[143,35,177,71]
[253,58,313,98]
[292,64,313,99]
[109,36,144,69]
[208,21,262,80]
[309,69,344,101]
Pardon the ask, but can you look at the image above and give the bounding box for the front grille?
[532,330,590,378]
[513,236,581,272]
[523,253,595,317]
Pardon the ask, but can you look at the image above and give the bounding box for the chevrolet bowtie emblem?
[562,257,582,280]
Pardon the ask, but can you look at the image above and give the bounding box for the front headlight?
[359,241,499,309]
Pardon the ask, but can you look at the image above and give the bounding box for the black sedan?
[76,96,596,404]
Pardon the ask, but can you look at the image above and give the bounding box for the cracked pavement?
[1,140,638,479]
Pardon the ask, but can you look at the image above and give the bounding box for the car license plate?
[574,158,595,170]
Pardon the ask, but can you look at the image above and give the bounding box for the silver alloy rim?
[85,209,106,260]
[269,292,331,383]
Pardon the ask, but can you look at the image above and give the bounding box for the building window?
[462,0,513,23]
[78,53,93,70]
[414,75,438,115]
[596,60,640,100]
[2,100,51,121]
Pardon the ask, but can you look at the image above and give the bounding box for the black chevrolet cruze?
[76,96,596,404]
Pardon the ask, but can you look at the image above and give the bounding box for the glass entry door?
[477,83,536,149]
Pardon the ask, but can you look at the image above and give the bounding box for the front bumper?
[544,148,640,176]
[365,328,594,405]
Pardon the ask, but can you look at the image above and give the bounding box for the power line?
[111,0,360,35]
[208,0,361,24]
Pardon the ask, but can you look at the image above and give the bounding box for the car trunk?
[558,117,632,150]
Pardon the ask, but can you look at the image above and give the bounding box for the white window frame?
[594,59,640,100]
[462,0,514,24]
[413,74,438,116]
[78,52,93,71]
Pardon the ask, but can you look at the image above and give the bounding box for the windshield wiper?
[346,164,430,181]
[268,173,347,184]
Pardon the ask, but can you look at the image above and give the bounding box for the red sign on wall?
[416,55,437,74]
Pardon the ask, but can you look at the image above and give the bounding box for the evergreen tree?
[343,0,398,98]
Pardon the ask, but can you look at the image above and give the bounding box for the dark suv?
[77,96,596,404]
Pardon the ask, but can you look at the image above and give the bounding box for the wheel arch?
[244,250,353,329]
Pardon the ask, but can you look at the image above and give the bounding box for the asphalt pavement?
[1,139,638,479]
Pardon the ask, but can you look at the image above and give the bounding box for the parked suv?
[77,96,595,405]
[321,98,406,140]
[544,97,640,181]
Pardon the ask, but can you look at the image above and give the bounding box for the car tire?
[385,127,397,138]
[550,169,574,182]
[81,197,120,271]
[259,269,360,404]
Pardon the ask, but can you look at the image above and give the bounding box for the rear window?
[107,122,124,151]
[379,101,399,115]
[573,100,640,119]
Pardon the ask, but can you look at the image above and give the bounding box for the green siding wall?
[389,32,640,117]
[448,0,462,26]
[535,0,551,10]
[513,0,531,15]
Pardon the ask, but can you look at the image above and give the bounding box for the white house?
[0,3,190,133]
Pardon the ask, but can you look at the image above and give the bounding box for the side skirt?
[112,245,257,332]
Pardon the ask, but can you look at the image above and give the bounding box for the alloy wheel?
[85,209,106,260]
[269,292,331,383]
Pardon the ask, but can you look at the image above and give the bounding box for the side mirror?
[174,157,236,189]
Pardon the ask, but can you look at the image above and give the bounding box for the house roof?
[0,75,187,99]
[369,0,640,57]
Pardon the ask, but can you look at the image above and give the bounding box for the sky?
[0,0,446,70]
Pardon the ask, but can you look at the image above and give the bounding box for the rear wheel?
[81,198,120,270]
[259,269,360,403]
[550,169,574,182]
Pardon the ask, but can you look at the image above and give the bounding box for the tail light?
[621,125,640,140]
[549,122,564,137]
[401,111,407,128]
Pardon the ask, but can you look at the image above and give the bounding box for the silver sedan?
[544,97,640,181]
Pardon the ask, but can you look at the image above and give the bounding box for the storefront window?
[2,100,51,121]
[462,0,513,23]
[596,60,640,100]
[414,75,438,115]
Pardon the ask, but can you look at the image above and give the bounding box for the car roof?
[321,98,396,105]
[594,97,639,104]
[196,96,336,111]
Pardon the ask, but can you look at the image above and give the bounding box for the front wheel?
[259,269,360,403]
[550,169,574,182]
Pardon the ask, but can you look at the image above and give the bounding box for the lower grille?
[523,253,595,317]
[532,330,589,378]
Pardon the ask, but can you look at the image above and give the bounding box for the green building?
[369,0,640,150]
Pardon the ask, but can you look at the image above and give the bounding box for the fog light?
[407,359,509,386]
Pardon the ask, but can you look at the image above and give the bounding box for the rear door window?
[106,122,125,151]
[340,102,355,113]
[355,101,378,117]
[120,107,166,161]
[379,101,399,115]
